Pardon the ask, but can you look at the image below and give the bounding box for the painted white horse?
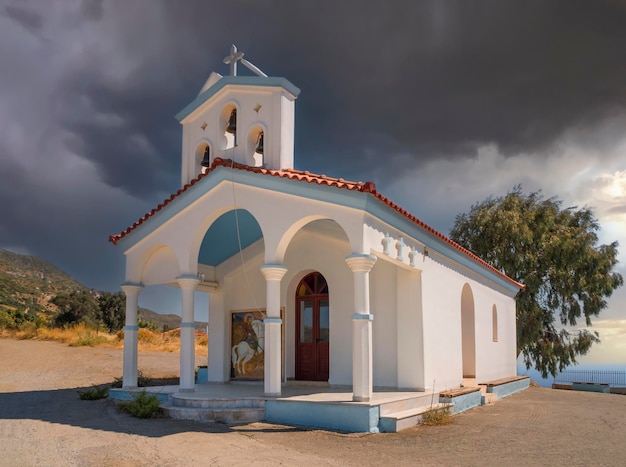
[231,319,264,375]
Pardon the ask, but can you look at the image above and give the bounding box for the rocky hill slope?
[0,249,83,315]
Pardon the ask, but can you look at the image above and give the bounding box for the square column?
[121,283,143,389]
[345,254,377,402]
[177,275,200,392]
[260,264,287,397]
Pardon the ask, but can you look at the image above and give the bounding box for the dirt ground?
[1,339,625,466]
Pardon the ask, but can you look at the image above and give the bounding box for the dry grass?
[1,325,208,354]
[421,404,453,426]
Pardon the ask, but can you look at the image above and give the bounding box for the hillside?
[0,249,207,331]
[138,308,182,331]
[138,308,208,332]
[0,249,84,315]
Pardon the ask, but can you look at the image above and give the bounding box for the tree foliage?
[97,291,126,333]
[52,290,100,328]
[450,186,623,378]
[52,290,127,332]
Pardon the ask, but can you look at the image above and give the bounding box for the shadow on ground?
[0,385,309,437]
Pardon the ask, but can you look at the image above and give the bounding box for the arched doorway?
[295,272,329,381]
[461,283,476,378]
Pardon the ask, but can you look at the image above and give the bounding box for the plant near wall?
[119,391,162,418]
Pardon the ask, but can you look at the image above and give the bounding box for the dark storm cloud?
[59,71,181,197]
[1,0,626,296]
[3,4,43,33]
[79,0,104,22]
[149,0,626,182]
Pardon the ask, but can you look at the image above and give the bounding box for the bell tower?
[176,45,301,186]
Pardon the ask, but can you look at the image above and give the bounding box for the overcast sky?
[1,1,625,365]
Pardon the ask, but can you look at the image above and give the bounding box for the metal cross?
[223,44,245,76]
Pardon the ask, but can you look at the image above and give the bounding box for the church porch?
[109,382,439,433]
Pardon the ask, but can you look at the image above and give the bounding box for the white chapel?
[110,46,524,414]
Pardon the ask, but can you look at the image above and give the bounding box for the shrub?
[120,390,162,418]
[78,384,110,400]
[70,329,108,347]
[421,404,453,426]
[111,370,152,388]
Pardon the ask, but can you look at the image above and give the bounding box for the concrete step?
[162,403,265,424]
[462,377,477,388]
[379,403,448,432]
[379,393,438,416]
[171,394,265,409]
[481,393,498,405]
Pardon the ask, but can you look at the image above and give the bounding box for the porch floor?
[109,382,437,433]
[111,381,429,404]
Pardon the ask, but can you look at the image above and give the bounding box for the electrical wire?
[229,147,264,316]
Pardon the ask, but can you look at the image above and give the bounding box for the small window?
[492,305,498,342]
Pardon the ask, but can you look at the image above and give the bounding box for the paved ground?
[1,338,625,466]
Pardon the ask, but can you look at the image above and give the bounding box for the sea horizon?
[517,361,626,388]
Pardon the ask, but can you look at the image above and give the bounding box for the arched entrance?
[461,283,476,378]
[295,272,329,381]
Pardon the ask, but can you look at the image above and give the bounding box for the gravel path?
[1,338,625,466]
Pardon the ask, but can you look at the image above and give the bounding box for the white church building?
[110,47,525,430]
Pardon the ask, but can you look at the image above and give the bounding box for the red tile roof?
[109,158,523,289]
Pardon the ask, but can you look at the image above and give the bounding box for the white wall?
[282,221,353,385]
[370,259,398,387]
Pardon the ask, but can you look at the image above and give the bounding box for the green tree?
[52,290,100,328]
[97,291,126,333]
[450,186,623,378]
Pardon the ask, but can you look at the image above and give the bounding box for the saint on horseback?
[231,315,265,376]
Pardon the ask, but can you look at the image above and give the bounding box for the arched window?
[492,305,498,342]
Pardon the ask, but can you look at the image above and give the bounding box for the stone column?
[177,275,200,392]
[260,264,287,396]
[121,283,143,389]
[345,254,377,402]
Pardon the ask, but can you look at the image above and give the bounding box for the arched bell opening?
[219,103,238,151]
[247,125,265,167]
[195,141,212,175]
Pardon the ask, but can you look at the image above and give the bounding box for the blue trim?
[123,325,139,331]
[121,282,143,288]
[176,274,201,281]
[180,322,196,328]
[265,400,380,433]
[439,390,482,414]
[260,264,288,271]
[352,314,374,321]
[486,377,530,398]
[346,253,377,261]
[176,76,301,122]
[264,317,282,324]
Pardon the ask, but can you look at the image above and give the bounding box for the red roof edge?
[109,158,523,290]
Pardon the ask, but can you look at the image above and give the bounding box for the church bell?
[255,132,264,154]
[201,146,211,167]
[226,109,237,134]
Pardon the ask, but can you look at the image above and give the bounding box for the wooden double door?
[295,272,329,381]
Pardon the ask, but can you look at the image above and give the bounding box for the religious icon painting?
[230,308,284,380]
